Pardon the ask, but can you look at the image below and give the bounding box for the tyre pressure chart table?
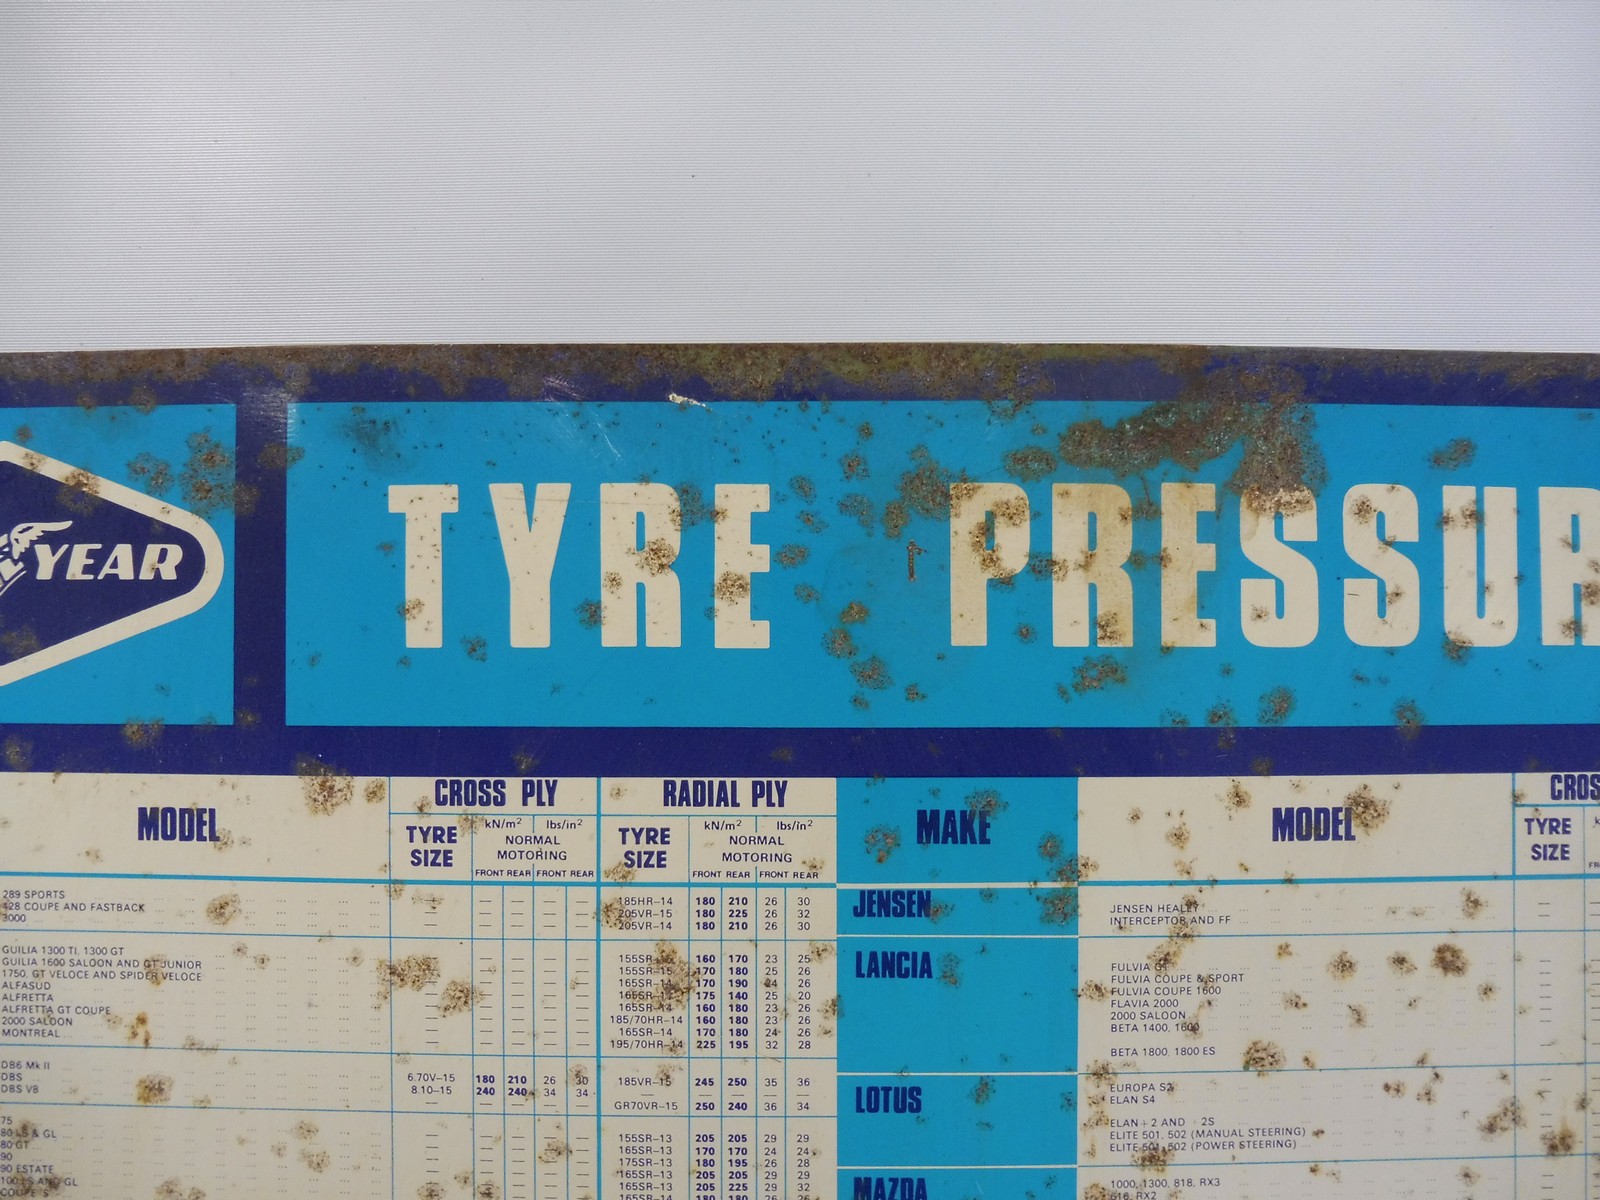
[5,768,1600,1198]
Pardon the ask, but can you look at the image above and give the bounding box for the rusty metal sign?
[1,345,1598,1199]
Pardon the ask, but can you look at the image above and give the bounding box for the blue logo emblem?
[0,441,224,684]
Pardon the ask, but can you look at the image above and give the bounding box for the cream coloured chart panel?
[2,770,1599,1198]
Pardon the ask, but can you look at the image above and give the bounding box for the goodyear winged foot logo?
[0,442,224,685]
[0,521,74,597]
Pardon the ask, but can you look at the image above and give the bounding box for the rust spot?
[154,1180,207,1200]
[864,825,900,863]
[1431,943,1469,976]
[122,719,165,748]
[438,979,485,1016]
[364,779,387,805]
[1429,437,1477,470]
[127,452,174,496]
[1148,937,1183,974]
[851,655,892,691]
[1037,884,1079,927]
[1002,445,1057,481]
[884,445,968,539]
[630,538,675,577]
[823,627,859,658]
[1389,953,1418,977]
[599,898,635,930]
[181,431,255,517]
[672,482,723,529]
[1393,698,1426,738]
[1084,1059,1116,1088]
[205,893,241,925]
[6,1175,65,1197]
[1461,888,1487,918]
[3,735,32,770]
[1327,950,1357,980]
[1478,1097,1524,1136]
[56,466,101,515]
[1131,1144,1174,1172]
[775,544,809,568]
[714,572,750,604]
[299,1148,330,1173]
[1242,1040,1285,1074]
[1059,364,1327,512]
[136,1073,173,1104]
[257,442,305,471]
[624,941,699,1011]
[839,600,870,624]
[602,860,637,883]
[937,952,961,987]
[1540,1124,1576,1155]
[837,493,875,531]
[536,1138,571,1166]
[1346,784,1391,833]
[1222,781,1251,813]
[1071,655,1128,694]
[1206,702,1238,749]
[292,1120,319,1140]
[1257,686,1294,725]
[1164,823,1190,850]
[297,757,354,814]
[1078,981,1112,1001]
[989,493,1030,528]
[379,955,441,995]
[1283,992,1308,1010]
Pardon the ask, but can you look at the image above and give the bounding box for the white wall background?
[1,2,1596,352]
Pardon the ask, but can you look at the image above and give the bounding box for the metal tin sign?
[1,345,1598,1200]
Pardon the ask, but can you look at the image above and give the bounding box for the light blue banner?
[286,399,1599,728]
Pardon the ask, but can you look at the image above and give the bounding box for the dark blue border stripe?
[1,723,1595,779]
[295,355,1600,411]
[234,380,288,729]
[2,348,1599,412]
